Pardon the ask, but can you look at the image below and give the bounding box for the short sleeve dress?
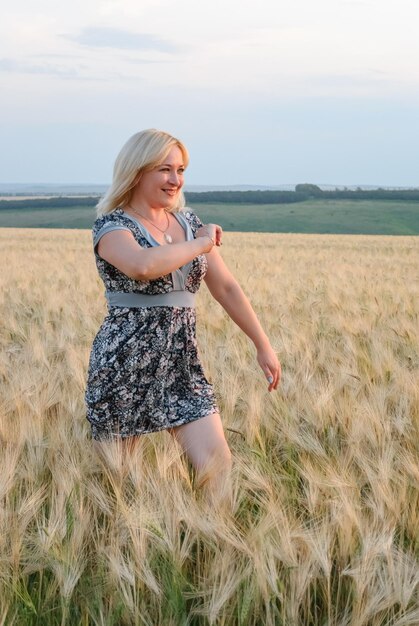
[84,207,219,440]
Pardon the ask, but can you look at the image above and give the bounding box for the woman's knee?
[213,440,232,466]
[195,438,232,475]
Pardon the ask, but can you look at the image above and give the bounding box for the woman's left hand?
[256,343,281,392]
[196,223,223,247]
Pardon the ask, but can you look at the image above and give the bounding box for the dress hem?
[90,407,220,441]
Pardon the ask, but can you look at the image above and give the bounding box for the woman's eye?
[159,167,184,173]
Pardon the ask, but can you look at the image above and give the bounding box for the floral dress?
[85,207,219,440]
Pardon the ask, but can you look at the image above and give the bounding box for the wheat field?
[0,227,418,626]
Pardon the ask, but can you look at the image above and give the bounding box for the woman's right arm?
[97,228,216,281]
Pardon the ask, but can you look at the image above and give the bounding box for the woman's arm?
[204,248,281,391]
[97,228,217,281]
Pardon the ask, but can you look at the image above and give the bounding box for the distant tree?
[295,183,323,196]
[184,190,307,204]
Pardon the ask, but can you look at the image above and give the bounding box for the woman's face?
[134,145,185,210]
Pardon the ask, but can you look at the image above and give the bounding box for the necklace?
[128,205,173,243]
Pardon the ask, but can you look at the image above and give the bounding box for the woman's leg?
[168,413,232,507]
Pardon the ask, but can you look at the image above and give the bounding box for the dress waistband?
[106,290,196,308]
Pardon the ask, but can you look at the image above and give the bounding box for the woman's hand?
[256,343,281,392]
[196,223,223,248]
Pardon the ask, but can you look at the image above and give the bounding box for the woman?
[85,129,280,501]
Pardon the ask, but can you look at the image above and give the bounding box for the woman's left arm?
[204,247,281,391]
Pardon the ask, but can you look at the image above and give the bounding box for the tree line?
[1,185,419,211]
[185,185,419,203]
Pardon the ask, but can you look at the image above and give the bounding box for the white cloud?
[65,27,178,53]
[1,0,418,96]
[0,57,81,78]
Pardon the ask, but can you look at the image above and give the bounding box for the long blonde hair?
[96,129,189,217]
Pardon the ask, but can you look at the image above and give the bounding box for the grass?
[0,199,419,234]
[191,199,419,235]
[0,228,418,625]
[0,205,94,229]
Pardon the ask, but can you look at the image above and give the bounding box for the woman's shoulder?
[91,208,138,251]
[180,207,204,232]
[92,208,134,233]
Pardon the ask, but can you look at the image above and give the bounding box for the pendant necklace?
[128,205,173,243]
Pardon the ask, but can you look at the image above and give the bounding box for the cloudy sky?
[1,0,418,186]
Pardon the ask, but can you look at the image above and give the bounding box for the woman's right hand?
[196,223,223,252]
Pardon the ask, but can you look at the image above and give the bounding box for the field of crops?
[0,227,418,625]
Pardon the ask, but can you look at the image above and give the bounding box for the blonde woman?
[85,129,280,501]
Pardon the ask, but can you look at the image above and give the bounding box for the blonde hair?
[96,129,189,217]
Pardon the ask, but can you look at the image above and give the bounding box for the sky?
[1,0,418,187]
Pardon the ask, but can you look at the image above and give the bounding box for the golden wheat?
[0,227,418,625]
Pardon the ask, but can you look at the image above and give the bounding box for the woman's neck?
[126,199,168,220]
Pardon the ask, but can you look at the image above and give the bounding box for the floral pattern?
[85,208,219,440]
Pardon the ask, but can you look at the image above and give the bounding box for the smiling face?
[132,145,185,211]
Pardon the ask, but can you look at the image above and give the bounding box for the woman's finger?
[257,346,281,392]
[267,362,281,391]
[262,366,275,391]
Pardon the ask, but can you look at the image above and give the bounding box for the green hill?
[0,197,418,235]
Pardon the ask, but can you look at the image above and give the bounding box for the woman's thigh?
[168,412,231,470]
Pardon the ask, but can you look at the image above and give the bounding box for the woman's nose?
[168,171,180,185]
